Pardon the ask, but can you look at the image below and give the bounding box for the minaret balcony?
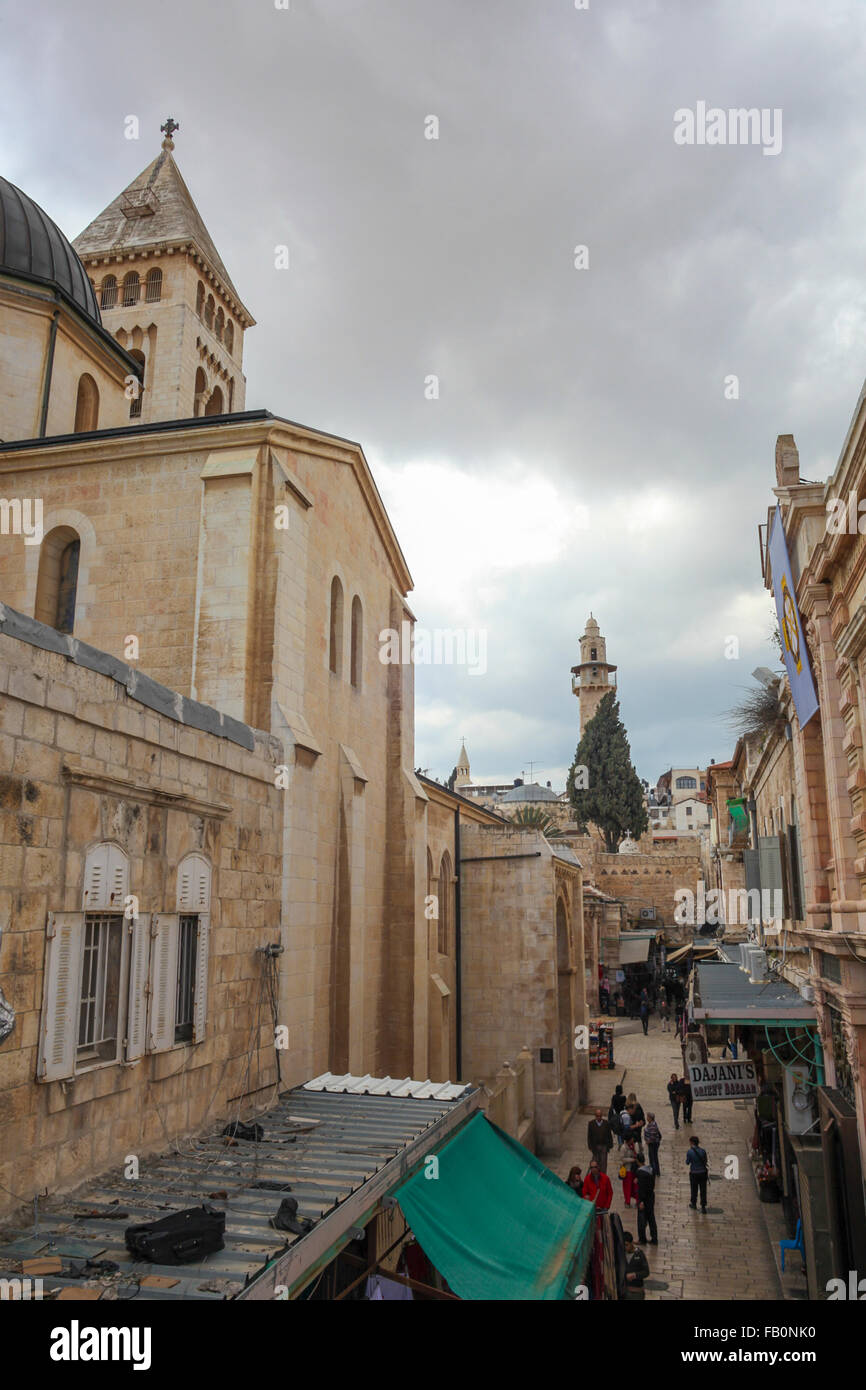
[571,671,617,694]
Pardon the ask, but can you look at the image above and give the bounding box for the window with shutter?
[83,842,129,911]
[125,912,152,1061]
[38,912,84,1082]
[192,915,210,1043]
[148,913,180,1053]
[177,854,211,912]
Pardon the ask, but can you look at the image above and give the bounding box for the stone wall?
[0,613,283,1221]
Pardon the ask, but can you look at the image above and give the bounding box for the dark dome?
[0,176,100,322]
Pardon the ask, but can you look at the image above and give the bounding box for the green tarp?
[396,1111,595,1301]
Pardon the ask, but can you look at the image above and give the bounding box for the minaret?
[571,615,617,735]
[73,119,254,425]
[455,740,472,790]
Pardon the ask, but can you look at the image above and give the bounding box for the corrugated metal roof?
[303,1072,470,1100]
[0,1081,476,1301]
[694,960,816,1023]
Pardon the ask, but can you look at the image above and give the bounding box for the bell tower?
[571,614,617,735]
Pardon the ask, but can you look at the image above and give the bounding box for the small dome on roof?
[0,175,100,322]
[500,781,559,803]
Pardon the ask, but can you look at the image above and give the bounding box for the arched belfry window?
[145,267,163,302]
[350,595,363,688]
[36,526,81,634]
[122,271,140,306]
[204,385,223,416]
[193,366,207,417]
[196,281,205,317]
[224,320,234,355]
[329,577,344,676]
[128,350,145,418]
[204,294,214,329]
[74,374,99,433]
[100,275,117,309]
[215,308,224,342]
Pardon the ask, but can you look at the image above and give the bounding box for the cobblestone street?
[557,1019,795,1301]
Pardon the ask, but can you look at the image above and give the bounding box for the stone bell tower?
[571,614,617,735]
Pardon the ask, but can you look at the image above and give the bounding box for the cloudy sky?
[3,0,865,786]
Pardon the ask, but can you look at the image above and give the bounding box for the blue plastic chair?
[780,1219,804,1271]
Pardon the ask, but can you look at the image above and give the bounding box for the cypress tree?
[567,691,648,852]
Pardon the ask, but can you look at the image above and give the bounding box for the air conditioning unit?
[800,984,815,1003]
[749,949,767,983]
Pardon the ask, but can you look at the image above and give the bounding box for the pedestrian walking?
[636,1160,658,1245]
[686,1135,709,1212]
[587,1107,614,1174]
[623,1230,650,1292]
[583,1159,613,1210]
[639,996,650,1036]
[626,1093,645,1145]
[680,1075,694,1124]
[659,998,670,1032]
[619,1136,642,1207]
[667,1073,681,1130]
[643,1112,662,1176]
[567,1165,584,1197]
[675,1009,684,1040]
[618,1104,632,1150]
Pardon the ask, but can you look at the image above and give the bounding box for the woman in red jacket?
[619,1137,642,1206]
[582,1158,613,1210]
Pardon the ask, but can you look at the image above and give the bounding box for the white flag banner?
[689,1060,759,1100]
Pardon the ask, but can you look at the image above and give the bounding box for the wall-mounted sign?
[688,1060,758,1100]
[768,506,819,727]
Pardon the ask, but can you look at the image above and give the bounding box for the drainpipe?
[454,805,462,1079]
[38,302,61,438]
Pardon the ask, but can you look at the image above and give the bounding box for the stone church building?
[0,128,595,1217]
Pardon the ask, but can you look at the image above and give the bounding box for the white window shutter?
[177,854,211,912]
[83,842,129,910]
[148,913,179,1053]
[38,912,84,1082]
[125,912,151,1061]
[192,915,210,1043]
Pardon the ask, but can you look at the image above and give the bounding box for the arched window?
[122,271,140,306]
[127,349,145,418]
[145,267,163,302]
[329,576,344,675]
[675,775,697,790]
[193,366,208,416]
[227,379,234,412]
[437,853,453,955]
[196,281,205,317]
[74,374,99,433]
[204,385,223,416]
[204,294,214,329]
[224,320,234,355]
[35,526,81,634]
[350,595,363,687]
[215,308,224,342]
[100,275,117,309]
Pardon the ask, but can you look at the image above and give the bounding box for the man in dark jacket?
[623,1230,650,1292]
[686,1136,709,1212]
[587,1107,614,1173]
[636,1161,658,1244]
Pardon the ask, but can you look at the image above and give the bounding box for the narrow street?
[557,1020,788,1301]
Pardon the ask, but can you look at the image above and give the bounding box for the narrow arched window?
[145,267,163,302]
[127,350,145,419]
[193,366,207,416]
[350,595,363,688]
[215,308,224,342]
[224,320,234,355]
[204,385,223,416]
[438,853,453,955]
[100,275,117,309]
[196,281,205,317]
[204,295,214,329]
[36,526,81,634]
[329,576,344,675]
[122,271,140,306]
[74,374,99,433]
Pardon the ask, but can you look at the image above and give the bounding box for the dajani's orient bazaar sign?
[688,1060,759,1100]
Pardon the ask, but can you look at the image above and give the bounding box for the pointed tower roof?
[73,128,254,327]
[457,741,470,771]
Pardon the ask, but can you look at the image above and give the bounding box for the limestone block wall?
[0,618,283,1221]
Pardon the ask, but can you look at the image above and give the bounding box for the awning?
[693,961,816,1026]
[619,937,651,964]
[396,1112,594,1301]
[666,943,720,965]
[727,797,749,830]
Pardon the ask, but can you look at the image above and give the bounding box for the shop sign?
[688,1060,758,1100]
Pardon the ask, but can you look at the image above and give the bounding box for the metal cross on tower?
[160,117,180,142]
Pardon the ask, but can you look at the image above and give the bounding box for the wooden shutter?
[38,912,84,1082]
[177,854,211,912]
[192,916,210,1043]
[125,912,151,1061]
[148,913,179,1053]
[83,842,129,910]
